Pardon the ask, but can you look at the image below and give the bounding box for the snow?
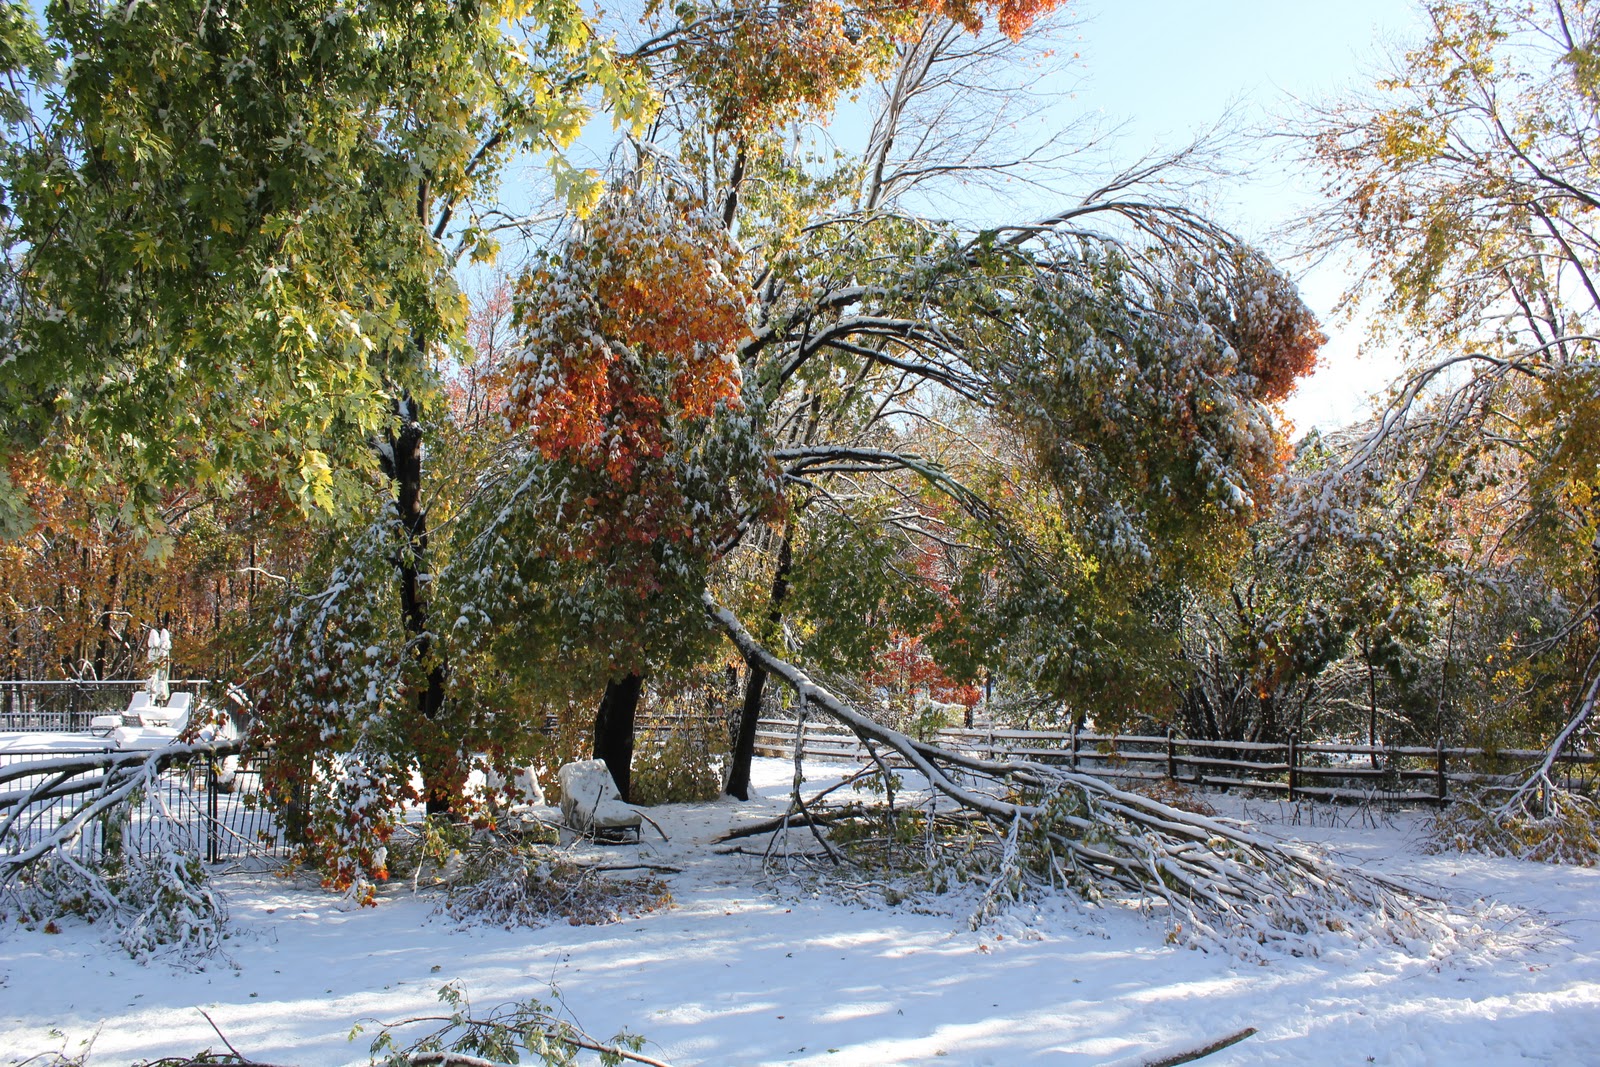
[3,758,1599,1066]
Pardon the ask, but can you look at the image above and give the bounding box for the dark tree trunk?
[725,531,793,800]
[594,672,643,802]
[92,552,121,681]
[726,666,768,803]
[1363,635,1379,769]
[383,392,451,816]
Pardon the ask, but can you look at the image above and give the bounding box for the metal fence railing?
[0,742,288,869]
[0,680,218,733]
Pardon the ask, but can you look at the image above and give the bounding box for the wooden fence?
[752,718,1599,805]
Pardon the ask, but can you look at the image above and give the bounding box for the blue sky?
[1062,1,1429,432]
[545,1,1428,433]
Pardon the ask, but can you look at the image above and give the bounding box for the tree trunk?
[384,392,451,816]
[92,551,121,681]
[724,530,793,800]
[1363,635,1379,770]
[594,672,643,802]
[726,666,768,802]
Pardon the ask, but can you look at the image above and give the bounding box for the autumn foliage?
[492,182,779,611]
[669,0,1069,131]
[503,186,751,482]
[0,457,310,682]
[1210,252,1326,405]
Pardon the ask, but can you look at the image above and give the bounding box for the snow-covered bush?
[254,512,416,901]
[631,727,724,805]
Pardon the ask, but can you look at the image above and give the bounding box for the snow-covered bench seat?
[90,690,160,735]
[138,690,191,730]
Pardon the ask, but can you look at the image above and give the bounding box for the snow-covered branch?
[1,743,235,961]
[707,595,1463,953]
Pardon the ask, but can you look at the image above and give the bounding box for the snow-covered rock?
[557,759,640,840]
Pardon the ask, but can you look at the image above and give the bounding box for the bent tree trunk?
[705,594,1445,950]
[594,672,643,801]
[725,529,793,800]
[384,391,452,816]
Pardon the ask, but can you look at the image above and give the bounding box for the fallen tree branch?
[1,747,232,961]
[715,805,859,843]
[706,594,1456,952]
[408,1042,674,1067]
[633,808,670,842]
[1498,658,1599,818]
[1104,1026,1258,1067]
[370,989,676,1067]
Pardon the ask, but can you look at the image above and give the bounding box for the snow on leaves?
[255,513,415,899]
[462,181,782,683]
[503,185,752,485]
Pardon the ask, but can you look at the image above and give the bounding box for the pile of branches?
[712,598,1467,953]
[1428,787,1599,866]
[28,985,674,1067]
[1428,667,1600,866]
[0,743,235,960]
[424,828,674,929]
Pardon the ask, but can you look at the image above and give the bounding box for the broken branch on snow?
[707,594,1458,952]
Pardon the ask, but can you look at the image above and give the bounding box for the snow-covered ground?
[3,756,1597,1066]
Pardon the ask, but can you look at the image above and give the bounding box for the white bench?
[91,691,156,735]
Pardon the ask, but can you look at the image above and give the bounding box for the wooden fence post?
[1435,739,1448,806]
[1069,723,1080,771]
[1165,727,1177,780]
[1287,732,1298,802]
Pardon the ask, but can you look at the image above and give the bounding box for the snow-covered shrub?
[254,512,433,902]
[1427,787,1599,865]
[4,761,228,963]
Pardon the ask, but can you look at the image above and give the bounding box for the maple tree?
[445,177,781,800]
[646,0,1062,136]
[445,3,1326,811]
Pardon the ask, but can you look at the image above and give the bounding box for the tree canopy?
[1304,0,1600,761]
[0,0,646,534]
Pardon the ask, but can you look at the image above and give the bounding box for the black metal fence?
[0,743,289,869]
[0,680,218,732]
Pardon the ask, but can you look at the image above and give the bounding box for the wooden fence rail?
[751,718,1598,806]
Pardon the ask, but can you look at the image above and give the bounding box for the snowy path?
[2,759,1597,1065]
